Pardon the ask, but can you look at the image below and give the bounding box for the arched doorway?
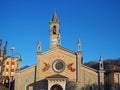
[50,84,63,90]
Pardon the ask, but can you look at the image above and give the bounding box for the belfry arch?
[50,84,63,90]
[46,74,67,90]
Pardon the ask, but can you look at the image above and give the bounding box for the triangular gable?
[42,46,76,55]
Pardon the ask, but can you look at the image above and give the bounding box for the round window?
[52,60,65,73]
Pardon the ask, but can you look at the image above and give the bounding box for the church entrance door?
[50,84,63,90]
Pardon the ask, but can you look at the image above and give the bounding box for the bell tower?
[50,11,60,49]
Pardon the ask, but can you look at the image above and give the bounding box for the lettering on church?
[45,55,65,60]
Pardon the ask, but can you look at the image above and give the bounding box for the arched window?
[101,63,103,68]
[53,26,56,34]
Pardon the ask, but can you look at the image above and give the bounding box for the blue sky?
[0,0,120,67]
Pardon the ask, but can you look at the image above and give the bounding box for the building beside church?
[105,65,120,90]
[0,51,20,84]
[15,12,104,90]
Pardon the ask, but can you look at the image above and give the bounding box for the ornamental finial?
[77,38,81,51]
[37,40,41,52]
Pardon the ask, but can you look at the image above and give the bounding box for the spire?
[50,11,60,49]
[99,56,104,70]
[77,38,81,51]
[51,11,59,23]
[37,40,41,52]
[99,55,103,61]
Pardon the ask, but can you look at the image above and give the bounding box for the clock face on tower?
[52,59,65,73]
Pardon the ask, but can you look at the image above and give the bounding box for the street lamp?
[9,47,22,90]
[14,52,22,72]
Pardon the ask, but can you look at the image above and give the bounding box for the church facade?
[15,12,104,90]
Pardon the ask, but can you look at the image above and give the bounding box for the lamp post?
[14,52,22,72]
[9,47,22,90]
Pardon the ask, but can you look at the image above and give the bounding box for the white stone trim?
[48,79,66,90]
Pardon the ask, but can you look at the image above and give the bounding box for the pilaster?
[76,51,82,82]
[36,51,42,80]
[14,72,20,90]
[98,56,105,90]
